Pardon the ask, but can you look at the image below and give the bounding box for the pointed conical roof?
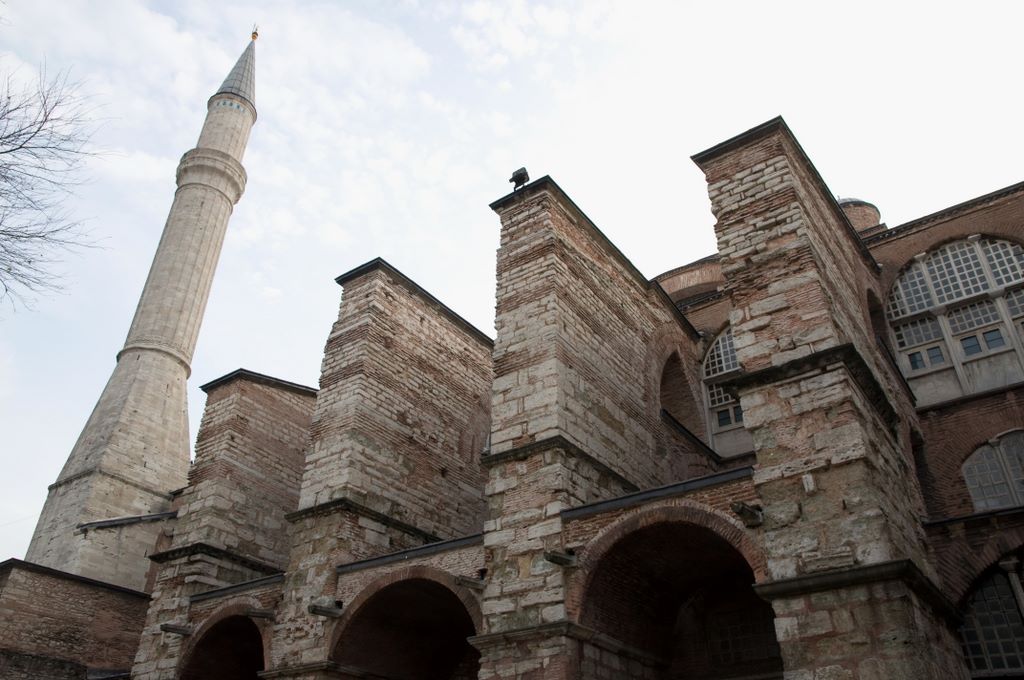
[215,39,255,108]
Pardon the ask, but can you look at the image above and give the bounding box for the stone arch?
[178,599,270,680]
[573,500,766,592]
[645,321,703,426]
[950,527,1024,607]
[568,500,780,679]
[329,565,482,679]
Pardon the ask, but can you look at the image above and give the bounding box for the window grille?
[708,608,780,666]
[960,572,1024,673]
[964,446,1014,511]
[704,328,739,378]
[893,316,943,349]
[963,433,1024,512]
[887,263,933,319]
[982,239,1024,288]
[949,300,1001,335]
[707,382,732,408]
[886,238,1024,398]
[1007,288,1024,318]
[926,240,990,304]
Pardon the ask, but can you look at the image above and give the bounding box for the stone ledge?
[468,620,668,667]
[561,466,754,522]
[923,504,1024,529]
[489,175,699,339]
[148,542,280,575]
[691,116,878,272]
[189,573,285,603]
[334,257,494,348]
[285,496,440,543]
[482,434,639,493]
[660,408,724,465]
[77,511,177,533]
[724,343,901,437]
[753,558,958,624]
[0,558,150,599]
[49,465,174,500]
[257,661,346,679]
[336,533,482,575]
[200,368,317,396]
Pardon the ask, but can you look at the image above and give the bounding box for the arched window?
[964,432,1024,512]
[886,237,1024,405]
[960,570,1024,676]
[704,329,742,429]
[702,328,753,457]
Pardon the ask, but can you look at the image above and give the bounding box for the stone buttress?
[693,118,965,678]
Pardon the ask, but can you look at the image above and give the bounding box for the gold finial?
[251,25,259,41]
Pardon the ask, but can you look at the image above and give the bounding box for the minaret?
[25,34,258,591]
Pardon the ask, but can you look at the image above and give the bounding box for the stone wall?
[488,178,703,487]
[300,258,493,540]
[175,371,314,569]
[131,372,314,680]
[0,560,148,675]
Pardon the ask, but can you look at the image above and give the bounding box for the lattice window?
[886,238,1024,398]
[892,316,943,349]
[1007,288,1024,318]
[964,433,1024,512]
[949,300,1001,335]
[887,262,933,319]
[708,608,781,666]
[964,446,1015,511]
[1003,433,1024,503]
[983,239,1024,288]
[961,572,1024,673]
[927,240,990,304]
[707,382,732,408]
[704,328,739,378]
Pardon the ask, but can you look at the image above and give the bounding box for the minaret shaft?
[25,41,257,591]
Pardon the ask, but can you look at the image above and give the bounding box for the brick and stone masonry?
[5,33,1024,677]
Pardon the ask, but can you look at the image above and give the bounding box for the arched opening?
[580,521,782,679]
[660,352,699,432]
[180,615,264,680]
[960,563,1024,677]
[333,578,479,679]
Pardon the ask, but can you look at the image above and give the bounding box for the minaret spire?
[25,38,258,591]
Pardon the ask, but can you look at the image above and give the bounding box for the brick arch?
[956,427,1024,469]
[567,499,765,615]
[947,526,1024,607]
[178,597,271,677]
[645,322,702,412]
[327,564,482,653]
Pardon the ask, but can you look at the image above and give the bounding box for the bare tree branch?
[0,65,96,309]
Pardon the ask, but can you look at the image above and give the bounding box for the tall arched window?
[702,328,753,457]
[964,431,1024,512]
[886,237,1024,405]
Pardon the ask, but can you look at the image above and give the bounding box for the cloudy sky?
[1,1,1022,559]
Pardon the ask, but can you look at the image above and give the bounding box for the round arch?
[330,566,482,680]
[569,501,780,679]
[179,601,269,680]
